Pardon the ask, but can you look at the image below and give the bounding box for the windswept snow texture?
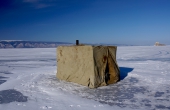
[0,46,170,110]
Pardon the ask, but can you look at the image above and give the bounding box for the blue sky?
[0,0,170,45]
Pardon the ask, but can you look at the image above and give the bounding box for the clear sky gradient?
[0,0,170,45]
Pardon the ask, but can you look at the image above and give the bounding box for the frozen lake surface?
[0,46,170,110]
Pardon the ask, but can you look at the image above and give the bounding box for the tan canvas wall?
[56,45,120,88]
[57,46,95,88]
[93,46,120,88]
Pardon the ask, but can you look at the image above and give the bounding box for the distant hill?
[0,40,132,48]
[0,41,72,48]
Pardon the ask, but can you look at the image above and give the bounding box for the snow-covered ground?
[0,46,170,110]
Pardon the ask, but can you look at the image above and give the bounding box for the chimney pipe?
[76,40,79,45]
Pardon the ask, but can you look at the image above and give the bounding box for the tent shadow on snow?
[119,67,134,80]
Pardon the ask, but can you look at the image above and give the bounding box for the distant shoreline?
[0,41,72,48]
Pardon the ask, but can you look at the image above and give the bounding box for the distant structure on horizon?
[154,42,165,46]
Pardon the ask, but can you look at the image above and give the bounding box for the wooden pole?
[76,40,79,45]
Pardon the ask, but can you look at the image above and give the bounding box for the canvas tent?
[56,45,120,88]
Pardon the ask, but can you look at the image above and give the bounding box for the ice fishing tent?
[56,45,120,88]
